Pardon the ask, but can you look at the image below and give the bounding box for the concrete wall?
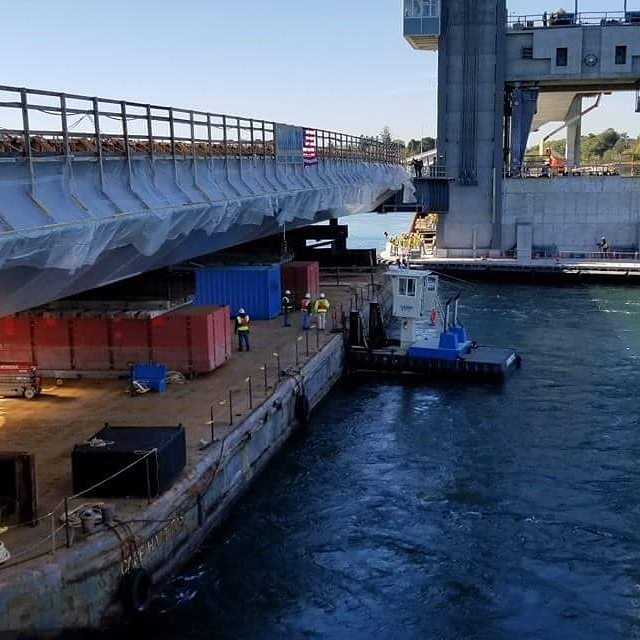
[506,25,640,85]
[0,337,345,634]
[502,177,640,251]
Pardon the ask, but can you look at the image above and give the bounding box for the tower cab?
[403,0,441,51]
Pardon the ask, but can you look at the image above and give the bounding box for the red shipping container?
[71,318,111,370]
[151,306,231,373]
[33,316,72,370]
[110,318,152,370]
[281,261,320,303]
[0,316,34,364]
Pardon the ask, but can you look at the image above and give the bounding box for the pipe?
[538,93,602,157]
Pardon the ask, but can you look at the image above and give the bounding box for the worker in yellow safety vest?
[313,293,331,330]
[235,308,251,352]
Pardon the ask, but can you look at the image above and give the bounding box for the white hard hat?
[305,292,311,299]
[319,293,326,299]
[238,308,246,315]
[285,290,292,295]
[601,236,606,240]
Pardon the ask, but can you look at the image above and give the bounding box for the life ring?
[294,392,311,425]
[120,567,152,615]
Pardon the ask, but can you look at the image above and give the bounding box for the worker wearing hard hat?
[235,308,251,352]
[313,293,331,331]
[281,290,295,327]
[300,292,312,330]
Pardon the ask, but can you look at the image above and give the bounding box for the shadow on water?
[66,282,640,640]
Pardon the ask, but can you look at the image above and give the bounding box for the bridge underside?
[0,157,408,315]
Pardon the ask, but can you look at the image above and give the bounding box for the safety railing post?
[210,405,215,442]
[64,497,71,548]
[228,388,233,425]
[146,104,154,159]
[92,97,106,191]
[206,113,213,159]
[60,94,70,157]
[20,89,35,191]
[273,352,281,381]
[246,376,253,410]
[51,512,56,555]
[168,107,176,158]
[262,364,268,393]
[145,457,152,505]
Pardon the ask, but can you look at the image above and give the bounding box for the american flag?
[303,128,318,166]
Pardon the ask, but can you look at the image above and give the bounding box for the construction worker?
[597,236,610,257]
[300,292,312,330]
[281,290,294,327]
[235,308,251,352]
[314,292,331,331]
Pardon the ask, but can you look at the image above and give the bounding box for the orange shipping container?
[33,316,72,370]
[151,305,231,374]
[0,316,33,363]
[281,261,320,302]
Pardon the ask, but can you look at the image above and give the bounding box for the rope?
[166,370,187,385]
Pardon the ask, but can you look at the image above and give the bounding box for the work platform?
[397,256,640,282]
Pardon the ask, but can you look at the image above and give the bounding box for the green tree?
[380,126,393,146]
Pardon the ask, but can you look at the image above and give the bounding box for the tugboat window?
[407,279,417,297]
[615,45,627,65]
[399,278,407,296]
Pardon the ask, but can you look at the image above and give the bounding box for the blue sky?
[1,1,638,143]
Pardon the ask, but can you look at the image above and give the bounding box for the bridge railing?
[0,86,402,165]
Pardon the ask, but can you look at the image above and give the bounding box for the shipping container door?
[0,316,33,364]
[111,318,151,370]
[72,318,111,370]
[33,316,72,370]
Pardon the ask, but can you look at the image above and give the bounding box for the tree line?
[379,126,436,158]
[527,128,640,164]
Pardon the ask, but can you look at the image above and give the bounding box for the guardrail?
[504,156,640,178]
[0,86,402,165]
[507,11,639,29]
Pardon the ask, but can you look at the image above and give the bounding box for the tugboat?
[348,268,520,382]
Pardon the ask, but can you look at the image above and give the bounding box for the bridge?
[0,86,408,315]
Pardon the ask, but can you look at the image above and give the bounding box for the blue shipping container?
[194,265,282,320]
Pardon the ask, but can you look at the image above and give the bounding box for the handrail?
[507,10,637,29]
[0,85,403,165]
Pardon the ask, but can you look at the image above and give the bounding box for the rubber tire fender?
[120,567,153,616]
[294,392,311,425]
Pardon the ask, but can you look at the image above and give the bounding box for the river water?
[80,215,640,639]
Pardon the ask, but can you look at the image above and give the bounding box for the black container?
[71,425,186,498]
